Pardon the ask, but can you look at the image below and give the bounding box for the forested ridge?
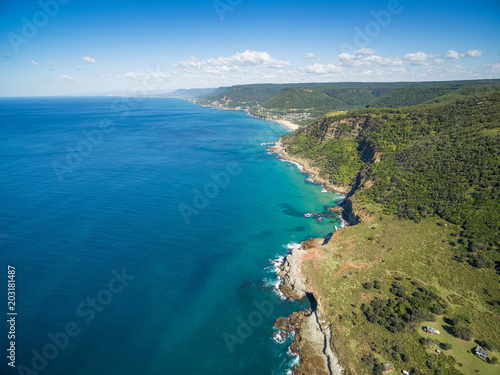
[198,80,500,117]
[281,91,500,267]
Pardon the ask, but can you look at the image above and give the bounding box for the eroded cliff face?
[315,116,383,166]
[342,195,378,225]
[280,115,382,196]
[317,116,369,143]
[275,310,343,375]
[277,237,345,375]
[271,115,378,375]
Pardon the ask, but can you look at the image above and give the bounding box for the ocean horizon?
[0,97,343,374]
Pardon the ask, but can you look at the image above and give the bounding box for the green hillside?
[262,87,345,111]
[201,84,288,107]
[282,91,500,264]
[366,85,460,108]
[280,89,500,374]
[368,81,500,108]
[325,87,384,107]
[198,80,500,118]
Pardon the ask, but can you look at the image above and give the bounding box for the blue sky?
[1,0,499,96]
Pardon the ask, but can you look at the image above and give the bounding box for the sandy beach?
[274,119,300,131]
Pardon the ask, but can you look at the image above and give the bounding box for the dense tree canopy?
[283,91,500,263]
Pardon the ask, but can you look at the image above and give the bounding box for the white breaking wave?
[284,160,304,172]
[289,354,300,366]
[263,276,287,300]
[340,217,348,228]
[287,346,299,358]
[272,330,288,344]
[285,242,303,251]
[265,256,284,273]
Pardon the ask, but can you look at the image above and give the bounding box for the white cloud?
[390,67,407,74]
[305,63,341,74]
[303,53,320,62]
[30,60,39,66]
[403,52,430,65]
[365,55,403,66]
[174,50,290,74]
[354,48,376,56]
[57,74,76,82]
[338,49,402,68]
[464,49,483,58]
[445,50,460,61]
[83,57,96,64]
[298,48,487,79]
[446,49,483,61]
[175,56,203,69]
[124,70,169,81]
[483,61,500,74]
[45,47,492,95]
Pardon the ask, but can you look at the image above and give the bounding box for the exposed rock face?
[274,316,295,333]
[327,206,343,215]
[270,120,377,374]
[340,198,360,226]
[340,196,375,225]
[278,245,308,300]
[290,310,344,375]
[318,116,369,143]
[278,238,327,299]
[277,238,345,375]
[270,115,380,375]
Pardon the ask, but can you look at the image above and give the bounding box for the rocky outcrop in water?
[276,239,345,375]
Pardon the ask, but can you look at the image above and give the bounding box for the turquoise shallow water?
[0,97,343,374]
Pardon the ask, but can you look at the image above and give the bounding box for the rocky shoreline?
[275,239,344,375]
[195,100,350,373]
[269,138,350,374]
[269,140,350,195]
[269,140,356,225]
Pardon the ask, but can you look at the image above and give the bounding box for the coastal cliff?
[270,140,351,195]
[197,91,500,373]
[276,238,345,375]
[269,121,373,374]
[270,92,500,374]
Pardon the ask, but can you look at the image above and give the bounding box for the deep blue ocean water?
[0,97,343,375]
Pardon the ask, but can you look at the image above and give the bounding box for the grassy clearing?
[484,127,500,136]
[303,202,500,374]
[416,317,498,375]
[324,111,347,118]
